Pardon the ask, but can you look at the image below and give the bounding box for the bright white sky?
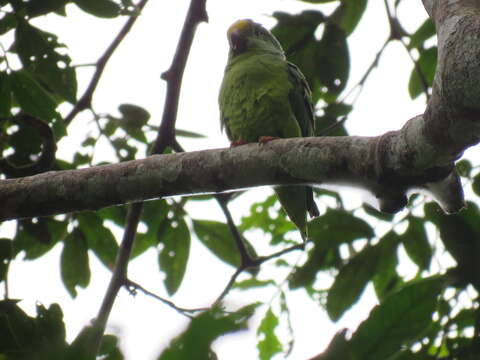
[1,1,432,359]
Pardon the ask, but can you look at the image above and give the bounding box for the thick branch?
[421,0,480,157]
[0,122,470,222]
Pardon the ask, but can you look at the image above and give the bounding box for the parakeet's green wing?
[284,62,320,219]
[286,62,315,138]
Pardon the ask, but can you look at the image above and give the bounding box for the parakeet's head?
[226,19,285,58]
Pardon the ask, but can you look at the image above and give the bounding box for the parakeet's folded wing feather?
[285,62,320,218]
[286,62,315,137]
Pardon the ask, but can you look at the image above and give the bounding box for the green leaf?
[331,0,368,36]
[13,218,67,259]
[257,308,283,360]
[175,128,206,138]
[61,230,90,298]
[408,46,437,99]
[26,0,70,17]
[35,303,66,349]
[75,0,121,18]
[350,277,444,359]
[15,21,77,103]
[424,202,480,289]
[158,304,258,360]
[456,159,472,178]
[98,205,128,227]
[0,302,68,358]
[272,10,324,53]
[363,204,394,221]
[51,117,67,139]
[408,19,435,49]
[118,103,150,125]
[0,239,13,281]
[0,13,17,35]
[98,334,124,360]
[297,0,336,3]
[272,11,326,104]
[472,173,480,196]
[452,308,476,331]
[158,218,190,295]
[401,216,432,270]
[290,209,374,289]
[327,233,399,321]
[308,208,374,246]
[373,232,402,301]
[131,200,169,258]
[10,70,59,122]
[193,219,242,268]
[0,72,11,117]
[327,247,377,321]
[77,212,118,269]
[315,102,351,136]
[240,194,295,245]
[233,278,276,290]
[313,329,352,360]
[8,122,43,165]
[316,23,350,100]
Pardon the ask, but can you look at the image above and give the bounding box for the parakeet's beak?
[227,19,251,54]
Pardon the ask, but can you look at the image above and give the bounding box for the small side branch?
[125,279,209,318]
[213,243,304,305]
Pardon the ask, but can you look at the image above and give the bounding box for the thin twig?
[213,267,244,306]
[89,201,143,354]
[213,243,305,305]
[255,243,304,264]
[216,194,256,267]
[152,0,208,154]
[125,279,209,318]
[64,0,149,125]
[383,0,392,18]
[339,38,389,105]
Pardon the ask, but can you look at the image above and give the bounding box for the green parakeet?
[219,19,319,241]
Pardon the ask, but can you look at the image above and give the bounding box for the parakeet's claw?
[230,140,247,147]
[258,136,280,144]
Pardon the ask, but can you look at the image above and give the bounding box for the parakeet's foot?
[230,140,247,147]
[258,136,280,144]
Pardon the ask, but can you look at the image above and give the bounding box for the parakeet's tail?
[306,187,319,218]
[275,186,312,242]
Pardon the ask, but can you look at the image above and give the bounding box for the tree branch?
[125,279,209,318]
[0,125,469,222]
[152,0,208,154]
[172,140,254,267]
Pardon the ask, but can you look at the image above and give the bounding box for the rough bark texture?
[1,0,480,221]
[0,132,465,221]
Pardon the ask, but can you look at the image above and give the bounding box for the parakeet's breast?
[219,53,302,143]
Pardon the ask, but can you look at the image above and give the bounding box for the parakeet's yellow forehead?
[227,19,252,38]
